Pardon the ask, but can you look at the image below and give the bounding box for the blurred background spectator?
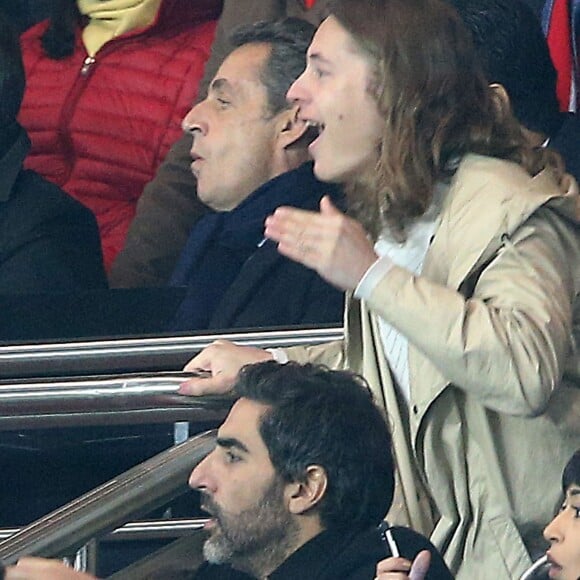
[448,0,580,183]
[541,0,579,113]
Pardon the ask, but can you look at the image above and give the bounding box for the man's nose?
[182,104,206,136]
[287,70,308,104]
[189,452,213,490]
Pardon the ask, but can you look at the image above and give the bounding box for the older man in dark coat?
[110,1,331,289]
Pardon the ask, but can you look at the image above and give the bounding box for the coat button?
[412,404,419,414]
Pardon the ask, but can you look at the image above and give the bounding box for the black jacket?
[168,163,344,332]
[192,525,453,580]
[0,127,106,293]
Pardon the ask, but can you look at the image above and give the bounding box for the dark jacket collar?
[192,529,365,580]
[0,125,29,203]
[269,527,378,579]
[193,524,452,579]
[269,525,453,580]
[269,529,344,579]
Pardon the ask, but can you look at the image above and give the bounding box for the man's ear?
[489,83,512,118]
[277,104,310,149]
[285,465,328,515]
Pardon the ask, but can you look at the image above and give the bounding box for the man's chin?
[203,528,234,565]
[197,191,225,212]
[312,158,343,184]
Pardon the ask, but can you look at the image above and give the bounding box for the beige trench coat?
[286,154,580,579]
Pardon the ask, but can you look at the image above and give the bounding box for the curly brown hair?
[330,0,563,239]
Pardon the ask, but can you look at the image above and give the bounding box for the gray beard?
[201,480,299,578]
[203,531,295,578]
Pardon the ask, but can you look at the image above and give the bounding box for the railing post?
[73,539,98,573]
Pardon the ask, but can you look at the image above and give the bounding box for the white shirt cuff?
[354,256,395,300]
[266,348,289,364]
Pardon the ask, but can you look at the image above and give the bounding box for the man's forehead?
[217,397,271,452]
[211,43,270,97]
[308,16,361,62]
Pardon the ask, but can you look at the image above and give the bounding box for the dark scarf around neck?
[168,162,341,331]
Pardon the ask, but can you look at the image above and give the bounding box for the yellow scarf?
[78,0,163,56]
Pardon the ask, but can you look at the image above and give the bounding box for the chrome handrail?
[0,327,343,358]
[0,373,232,430]
[0,430,216,564]
[0,518,210,542]
[0,327,343,379]
[0,373,207,399]
[108,518,209,540]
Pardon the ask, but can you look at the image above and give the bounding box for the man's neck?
[233,530,297,578]
[237,519,324,579]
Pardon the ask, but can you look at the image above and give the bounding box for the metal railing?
[0,518,211,577]
[0,430,216,565]
[0,327,342,429]
[0,328,343,575]
[0,373,231,430]
[0,518,209,542]
[0,327,343,379]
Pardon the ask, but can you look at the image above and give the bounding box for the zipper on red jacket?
[80,56,96,76]
[56,52,103,176]
[57,53,99,170]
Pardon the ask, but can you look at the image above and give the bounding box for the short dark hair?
[562,449,580,491]
[233,361,395,532]
[0,11,25,130]
[446,0,561,137]
[229,18,315,116]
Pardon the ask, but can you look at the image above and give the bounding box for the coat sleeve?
[284,339,348,370]
[364,207,579,416]
[108,0,284,288]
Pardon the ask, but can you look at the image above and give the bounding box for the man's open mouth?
[304,120,324,147]
[201,507,218,530]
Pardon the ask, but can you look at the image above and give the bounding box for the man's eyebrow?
[216,436,249,454]
[308,51,333,66]
[570,487,580,497]
[209,78,232,94]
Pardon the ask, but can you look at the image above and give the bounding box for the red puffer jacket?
[18,0,221,270]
